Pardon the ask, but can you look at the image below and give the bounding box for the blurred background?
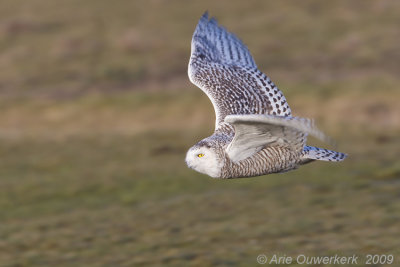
[0,0,399,266]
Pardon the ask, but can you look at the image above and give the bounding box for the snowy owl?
[185,12,347,179]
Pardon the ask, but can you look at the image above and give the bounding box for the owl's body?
[185,12,346,178]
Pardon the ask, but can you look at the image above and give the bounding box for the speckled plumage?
[185,12,347,179]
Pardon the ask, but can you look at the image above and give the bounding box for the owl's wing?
[188,12,291,131]
[190,12,257,69]
[224,114,332,162]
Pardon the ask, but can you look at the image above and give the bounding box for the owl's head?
[185,141,224,178]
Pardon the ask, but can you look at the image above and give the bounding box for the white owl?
[185,12,346,178]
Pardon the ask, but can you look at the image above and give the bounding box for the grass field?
[1,1,400,266]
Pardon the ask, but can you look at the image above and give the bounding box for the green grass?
[0,0,400,266]
[1,129,400,266]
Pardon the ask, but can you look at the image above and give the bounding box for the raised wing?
[190,12,257,68]
[224,114,332,162]
[188,12,291,132]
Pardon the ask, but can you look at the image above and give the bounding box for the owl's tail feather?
[299,146,347,165]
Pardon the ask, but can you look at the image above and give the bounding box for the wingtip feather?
[201,11,209,20]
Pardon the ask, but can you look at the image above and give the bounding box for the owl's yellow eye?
[197,153,205,158]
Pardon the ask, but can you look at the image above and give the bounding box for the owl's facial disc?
[185,146,222,178]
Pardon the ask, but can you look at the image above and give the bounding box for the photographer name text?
[256,254,394,265]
